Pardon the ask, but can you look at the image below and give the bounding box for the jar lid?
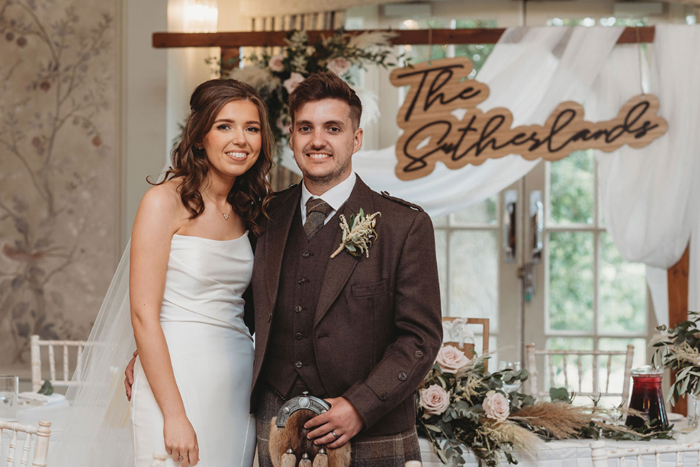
[631,365,664,376]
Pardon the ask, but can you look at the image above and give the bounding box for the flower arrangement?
[224,29,401,154]
[418,345,672,466]
[652,311,700,404]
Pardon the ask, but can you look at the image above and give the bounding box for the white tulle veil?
[49,165,173,466]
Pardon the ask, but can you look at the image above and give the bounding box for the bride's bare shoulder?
[138,178,186,217]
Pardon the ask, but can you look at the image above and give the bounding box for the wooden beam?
[668,244,690,415]
[152,27,656,49]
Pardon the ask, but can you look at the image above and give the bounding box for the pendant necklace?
[204,192,232,220]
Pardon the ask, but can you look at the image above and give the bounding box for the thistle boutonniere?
[330,208,381,259]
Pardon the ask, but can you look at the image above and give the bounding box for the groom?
[252,72,442,466]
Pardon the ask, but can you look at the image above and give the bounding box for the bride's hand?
[164,414,199,466]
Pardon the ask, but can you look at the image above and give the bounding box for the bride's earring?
[312,447,328,467]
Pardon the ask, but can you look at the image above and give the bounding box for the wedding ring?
[178,456,184,461]
[331,430,340,439]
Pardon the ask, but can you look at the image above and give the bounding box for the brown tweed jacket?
[247,176,443,436]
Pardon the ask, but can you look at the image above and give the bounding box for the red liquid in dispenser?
[625,367,668,429]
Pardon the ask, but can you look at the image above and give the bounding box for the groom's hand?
[124,350,138,401]
[304,397,363,448]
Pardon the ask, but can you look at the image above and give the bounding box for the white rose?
[483,390,510,421]
[419,385,450,416]
[283,72,305,94]
[436,345,470,373]
[326,57,352,77]
[268,54,285,72]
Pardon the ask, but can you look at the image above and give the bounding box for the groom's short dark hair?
[288,72,363,130]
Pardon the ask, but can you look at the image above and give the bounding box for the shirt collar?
[301,172,357,212]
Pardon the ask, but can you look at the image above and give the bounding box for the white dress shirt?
[300,172,357,226]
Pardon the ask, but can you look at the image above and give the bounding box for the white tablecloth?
[419,425,700,467]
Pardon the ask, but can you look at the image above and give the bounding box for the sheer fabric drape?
[592,25,700,325]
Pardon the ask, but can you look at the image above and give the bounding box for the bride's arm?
[130,185,199,467]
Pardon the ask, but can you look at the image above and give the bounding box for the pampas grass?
[509,402,594,439]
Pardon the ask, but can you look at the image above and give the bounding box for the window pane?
[549,150,594,225]
[598,232,646,334]
[454,20,497,78]
[432,215,448,227]
[548,231,594,331]
[434,229,448,315]
[449,231,498,330]
[403,19,448,63]
[453,196,497,225]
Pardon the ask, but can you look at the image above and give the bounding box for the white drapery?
[591,25,700,325]
[281,25,700,325]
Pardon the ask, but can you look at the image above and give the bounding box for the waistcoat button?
[302,251,310,258]
[294,305,302,313]
[295,333,303,340]
[295,361,303,369]
[398,372,407,381]
[298,278,306,285]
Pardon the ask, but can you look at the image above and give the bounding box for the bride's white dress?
[130,233,256,467]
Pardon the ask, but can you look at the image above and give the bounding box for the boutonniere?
[330,208,381,259]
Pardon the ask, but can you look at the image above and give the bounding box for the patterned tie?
[304,198,334,240]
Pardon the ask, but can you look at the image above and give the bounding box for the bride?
[129,79,273,467]
[50,78,273,467]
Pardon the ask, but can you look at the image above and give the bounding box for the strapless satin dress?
[131,233,256,467]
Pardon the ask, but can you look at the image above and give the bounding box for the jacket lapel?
[314,177,375,328]
[264,185,301,309]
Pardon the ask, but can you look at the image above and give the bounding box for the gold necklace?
[203,192,232,221]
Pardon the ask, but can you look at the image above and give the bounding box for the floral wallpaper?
[0,0,118,365]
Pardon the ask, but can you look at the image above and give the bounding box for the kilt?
[256,384,422,467]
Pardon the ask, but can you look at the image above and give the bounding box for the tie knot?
[306,198,333,217]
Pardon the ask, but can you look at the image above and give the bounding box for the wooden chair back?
[590,440,700,466]
[441,318,489,370]
[0,420,51,467]
[30,335,88,391]
[525,343,634,407]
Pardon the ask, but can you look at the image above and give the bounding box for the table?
[419,425,700,467]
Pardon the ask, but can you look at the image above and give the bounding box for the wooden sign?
[390,57,668,181]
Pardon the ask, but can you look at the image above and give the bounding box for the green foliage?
[38,380,54,395]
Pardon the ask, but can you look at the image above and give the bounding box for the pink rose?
[419,385,450,416]
[483,391,510,421]
[436,345,470,373]
[283,72,305,94]
[269,54,285,72]
[326,57,351,76]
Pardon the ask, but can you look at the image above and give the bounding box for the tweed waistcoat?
[263,205,338,397]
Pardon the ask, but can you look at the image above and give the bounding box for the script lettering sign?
[390,57,668,181]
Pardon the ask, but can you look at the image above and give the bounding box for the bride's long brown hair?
[156,79,274,235]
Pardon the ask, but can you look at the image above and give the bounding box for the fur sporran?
[269,410,352,467]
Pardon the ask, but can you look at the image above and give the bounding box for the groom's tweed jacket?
[247,176,442,436]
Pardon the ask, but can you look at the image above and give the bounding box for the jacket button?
[294,305,302,313]
[302,251,310,258]
[415,350,424,358]
[295,361,303,368]
[398,372,407,381]
[295,333,303,340]
[379,392,388,401]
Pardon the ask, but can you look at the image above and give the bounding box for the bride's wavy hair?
[155,79,274,235]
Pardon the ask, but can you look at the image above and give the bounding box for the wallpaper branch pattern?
[0,0,118,364]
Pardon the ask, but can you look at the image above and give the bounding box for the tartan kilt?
[256,386,422,467]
